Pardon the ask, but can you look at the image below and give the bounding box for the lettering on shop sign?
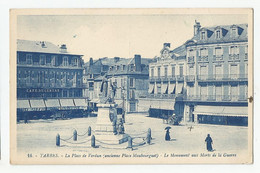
[26,89,60,93]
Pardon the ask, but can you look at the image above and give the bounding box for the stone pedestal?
[95,103,129,144]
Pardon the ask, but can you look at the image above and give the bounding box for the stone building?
[17,40,86,120]
[138,21,249,126]
[183,22,248,126]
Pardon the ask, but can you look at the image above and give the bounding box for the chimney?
[89,57,94,66]
[163,43,171,48]
[194,20,201,36]
[114,57,120,63]
[41,41,46,48]
[60,44,67,53]
[134,54,141,72]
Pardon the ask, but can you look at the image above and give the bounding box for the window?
[245,45,248,60]
[179,66,183,77]
[216,30,221,39]
[158,67,161,77]
[189,66,194,75]
[230,46,239,55]
[151,68,154,77]
[63,56,68,66]
[231,28,237,37]
[201,31,206,40]
[40,55,46,65]
[26,54,32,64]
[200,48,208,57]
[130,78,134,87]
[215,47,223,56]
[73,57,78,66]
[164,67,168,77]
[130,90,135,100]
[172,66,175,77]
[123,65,126,70]
[51,56,56,66]
[188,49,195,57]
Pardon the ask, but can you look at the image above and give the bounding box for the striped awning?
[193,105,248,117]
[17,100,31,109]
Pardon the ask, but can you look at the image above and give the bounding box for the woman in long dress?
[205,134,213,151]
[165,129,171,141]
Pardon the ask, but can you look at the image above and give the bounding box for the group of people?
[165,128,214,152]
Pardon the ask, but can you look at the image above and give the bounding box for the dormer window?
[63,56,68,66]
[201,31,206,40]
[216,30,221,39]
[230,25,238,38]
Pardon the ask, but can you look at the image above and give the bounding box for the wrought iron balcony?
[188,56,195,63]
[184,95,247,102]
[197,74,248,82]
[177,75,184,82]
[213,55,224,61]
[186,75,195,82]
[198,56,209,62]
[228,54,240,61]
[146,94,177,99]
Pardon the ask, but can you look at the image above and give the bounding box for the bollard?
[147,128,151,145]
[91,135,96,148]
[127,136,132,149]
[88,126,91,136]
[73,130,77,141]
[56,134,60,147]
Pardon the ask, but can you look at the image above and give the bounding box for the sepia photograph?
[9,8,253,164]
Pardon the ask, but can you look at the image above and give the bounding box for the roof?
[186,23,248,46]
[17,39,82,56]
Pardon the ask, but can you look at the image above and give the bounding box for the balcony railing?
[213,55,224,61]
[17,82,83,88]
[188,56,195,63]
[197,74,248,81]
[186,75,195,82]
[229,54,240,61]
[184,95,247,102]
[198,56,209,62]
[146,94,178,99]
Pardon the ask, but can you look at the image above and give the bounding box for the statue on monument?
[100,75,117,104]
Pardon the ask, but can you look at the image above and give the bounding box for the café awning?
[45,99,60,108]
[17,100,31,109]
[74,98,87,107]
[59,99,75,107]
[193,105,248,117]
[30,99,46,108]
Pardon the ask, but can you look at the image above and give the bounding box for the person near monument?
[205,134,213,151]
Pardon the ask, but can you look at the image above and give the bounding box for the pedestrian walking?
[165,126,171,141]
[205,134,213,151]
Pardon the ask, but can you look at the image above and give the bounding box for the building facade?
[106,55,151,113]
[138,22,249,126]
[183,22,248,126]
[17,40,86,120]
[138,43,186,118]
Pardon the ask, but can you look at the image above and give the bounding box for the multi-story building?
[183,22,248,126]
[83,57,120,100]
[17,40,86,120]
[106,55,151,113]
[138,43,186,118]
[139,21,249,126]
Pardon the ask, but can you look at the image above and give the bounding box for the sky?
[17,14,248,62]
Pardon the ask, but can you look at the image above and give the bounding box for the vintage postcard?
[10,8,253,164]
